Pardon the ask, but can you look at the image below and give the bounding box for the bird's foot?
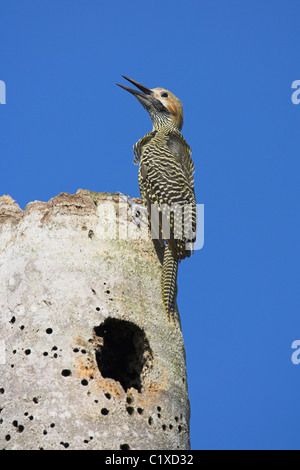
[115,192,148,228]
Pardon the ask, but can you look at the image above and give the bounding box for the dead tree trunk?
[0,190,190,450]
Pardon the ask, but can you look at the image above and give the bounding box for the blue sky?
[1,1,300,450]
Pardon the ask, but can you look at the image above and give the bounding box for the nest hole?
[94,318,153,393]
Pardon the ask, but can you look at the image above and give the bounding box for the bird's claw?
[115,192,148,228]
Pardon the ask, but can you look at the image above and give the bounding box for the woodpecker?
[117,76,196,326]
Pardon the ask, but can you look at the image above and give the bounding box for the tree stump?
[0,190,190,450]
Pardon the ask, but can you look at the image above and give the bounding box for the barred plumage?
[118,76,196,326]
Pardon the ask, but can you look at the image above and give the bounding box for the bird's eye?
[161,92,168,98]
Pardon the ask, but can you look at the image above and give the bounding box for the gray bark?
[0,190,190,450]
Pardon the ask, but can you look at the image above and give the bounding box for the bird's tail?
[162,244,179,326]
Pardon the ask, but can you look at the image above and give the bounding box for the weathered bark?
[0,190,190,450]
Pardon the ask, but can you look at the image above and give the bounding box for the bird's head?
[117,76,184,131]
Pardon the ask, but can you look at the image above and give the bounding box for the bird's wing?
[166,131,195,190]
[133,131,157,164]
[140,142,196,259]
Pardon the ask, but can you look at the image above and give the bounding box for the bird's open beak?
[117,76,168,113]
[117,76,153,97]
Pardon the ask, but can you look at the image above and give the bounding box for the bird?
[117,76,196,326]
